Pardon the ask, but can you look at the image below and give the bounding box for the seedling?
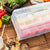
[0,0,4,5]
[8,0,26,8]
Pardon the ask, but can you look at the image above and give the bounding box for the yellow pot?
[0,20,2,28]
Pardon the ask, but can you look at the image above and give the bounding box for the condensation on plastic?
[11,2,50,40]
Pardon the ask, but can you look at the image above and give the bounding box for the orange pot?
[44,0,50,2]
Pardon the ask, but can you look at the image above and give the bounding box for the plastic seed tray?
[11,2,50,40]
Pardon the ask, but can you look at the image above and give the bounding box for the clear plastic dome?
[11,2,50,40]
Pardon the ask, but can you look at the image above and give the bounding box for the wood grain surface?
[0,1,50,50]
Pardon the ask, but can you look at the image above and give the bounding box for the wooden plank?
[30,46,40,50]
[21,35,46,47]
[45,32,50,39]
[39,44,48,49]
[0,24,16,40]
[41,48,49,50]
[30,44,48,50]
[45,32,50,43]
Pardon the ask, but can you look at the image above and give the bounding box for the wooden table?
[0,2,50,50]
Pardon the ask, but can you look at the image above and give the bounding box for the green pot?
[2,15,10,24]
